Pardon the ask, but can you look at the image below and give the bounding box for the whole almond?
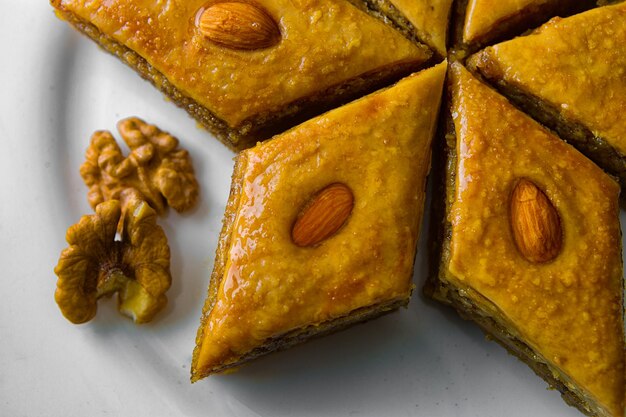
[292,183,354,247]
[199,1,281,50]
[510,178,562,263]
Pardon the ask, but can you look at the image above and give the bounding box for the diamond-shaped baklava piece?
[191,62,447,380]
[51,0,432,150]
[429,63,624,417]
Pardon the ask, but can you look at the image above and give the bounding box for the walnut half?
[54,196,171,324]
[80,117,199,215]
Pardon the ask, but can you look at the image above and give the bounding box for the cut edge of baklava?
[356,0,450,58]
[450,0,593,58]
[466,53,626,206]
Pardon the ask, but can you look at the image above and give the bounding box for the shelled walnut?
[54,196,171,324]
[80,117,199,215]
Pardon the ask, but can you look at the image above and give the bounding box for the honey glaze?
[57,0,429,127]
[193,63,447,375]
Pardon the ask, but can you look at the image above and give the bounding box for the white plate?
[1,2,616,416]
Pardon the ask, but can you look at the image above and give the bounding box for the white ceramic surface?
[1,1,620,416]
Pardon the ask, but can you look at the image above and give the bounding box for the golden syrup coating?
[469,2,626,155]
[192,63,447,376]
[388,0,453,55]
[54,0,430,128]
[463,0,547,44]
[447,63,624,417]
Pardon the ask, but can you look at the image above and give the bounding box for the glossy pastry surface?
[469,2,626,155]
[192,62,447,379]
[53,0,431,128]
[447,63,624,417]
